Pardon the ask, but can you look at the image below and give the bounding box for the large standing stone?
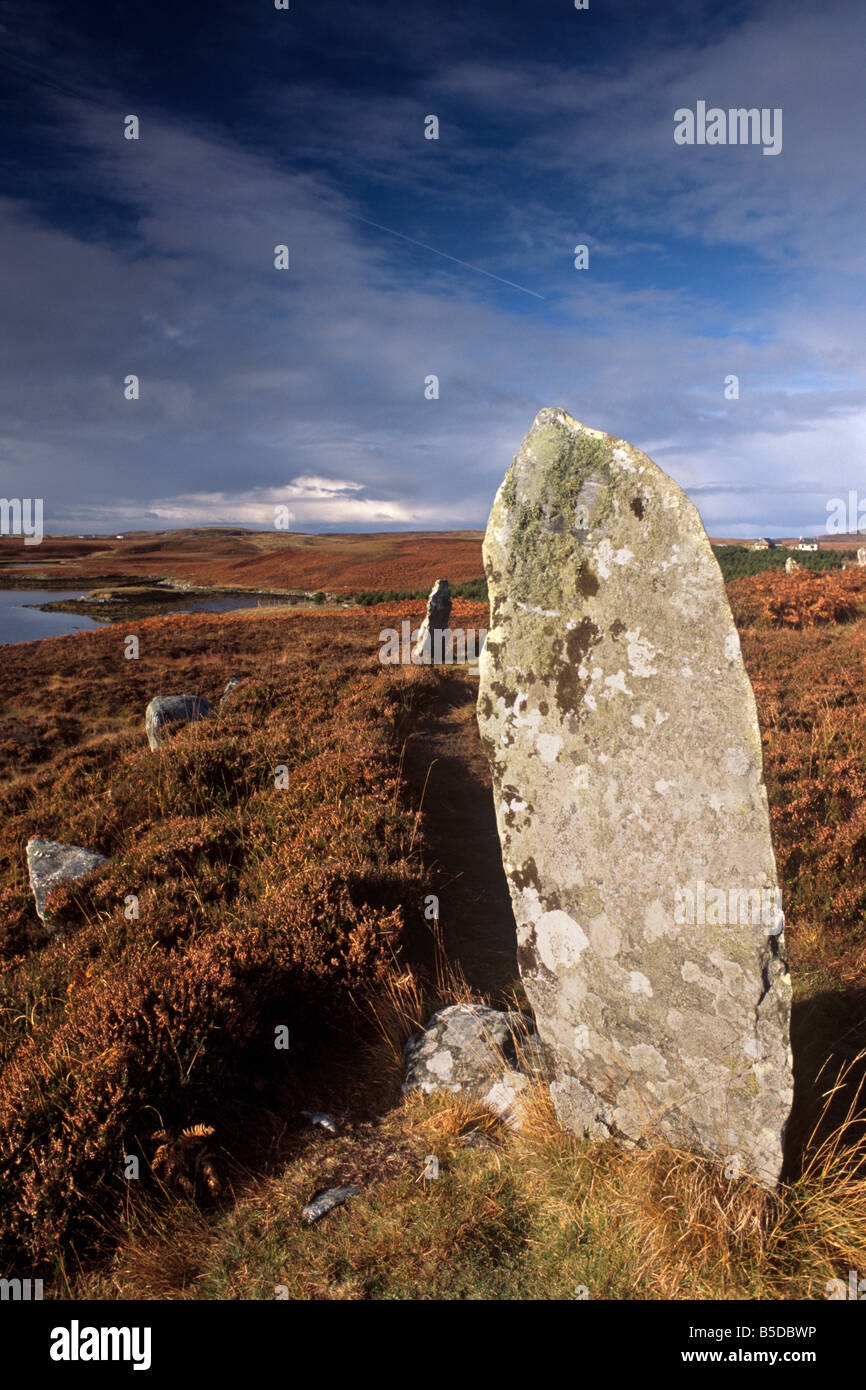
[145,694,215,751]
[412,579,452,663]
[26,838,110,926]
[477,408,793,1184]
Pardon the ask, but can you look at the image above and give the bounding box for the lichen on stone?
[477,408,794,1186]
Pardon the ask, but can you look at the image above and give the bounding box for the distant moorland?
[0,529,487,596]
[0,527,861,601]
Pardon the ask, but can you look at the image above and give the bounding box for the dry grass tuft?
[608,1145,777,1299]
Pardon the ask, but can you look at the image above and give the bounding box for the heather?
[0,528,487,595]
[728,565,866,629]
[0,567,864,1298]
[0,607,430,1267]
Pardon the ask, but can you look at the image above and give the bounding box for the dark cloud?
[0,0,863,537]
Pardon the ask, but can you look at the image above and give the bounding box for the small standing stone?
[412,580,452,663]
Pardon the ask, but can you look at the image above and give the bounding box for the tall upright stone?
[477,408,793,1184]
[412,579,452,663]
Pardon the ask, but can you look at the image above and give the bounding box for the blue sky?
[1,0,864,537]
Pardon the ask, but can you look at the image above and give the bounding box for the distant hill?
[2,525,862,596]
[0,529,487,595]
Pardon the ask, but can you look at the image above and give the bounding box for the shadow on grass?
[783,987,866,1178]
[399,671,518,1001]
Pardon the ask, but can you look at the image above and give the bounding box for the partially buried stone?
[300,1111,338,1135]
[145,693,215,751]
[302,1187,361,1224]
[477,407,793,1185]
[26,837,110,926]
[403,1003,545,1129]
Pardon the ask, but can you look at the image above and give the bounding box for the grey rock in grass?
[301,1111,338,1135]
[219,677,242,710]
[26,837,110,926]
[302,1186,361,1224]
[145,693,215,750]
[412,579,452,663]
[477,407,793,1185]
[403,1003,545,1129]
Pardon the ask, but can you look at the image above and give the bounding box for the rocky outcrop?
[477,407,793,1184]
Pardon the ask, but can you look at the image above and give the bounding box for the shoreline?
[0,575,339,641]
